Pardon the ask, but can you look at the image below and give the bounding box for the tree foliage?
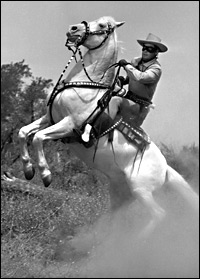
[1,60,53,165]
[1,60,32,121]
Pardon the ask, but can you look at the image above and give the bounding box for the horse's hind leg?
[18,114,50,180]
[108,170,133,211]
[32,116,74,187]
[133,187,166,239]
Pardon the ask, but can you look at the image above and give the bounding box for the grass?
[1,169,110,278]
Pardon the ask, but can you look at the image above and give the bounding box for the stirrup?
[81,124,92,142]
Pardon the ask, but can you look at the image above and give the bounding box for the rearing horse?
[18,16,198,238]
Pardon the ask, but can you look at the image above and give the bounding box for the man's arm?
[124,64,162,84]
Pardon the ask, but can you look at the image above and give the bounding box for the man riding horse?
[82,33,168,142]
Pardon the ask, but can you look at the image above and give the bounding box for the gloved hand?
[117,76,125,87]
[118,59,130,67]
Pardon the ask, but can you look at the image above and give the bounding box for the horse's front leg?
[18,114,50,180]
[32,116,74,187]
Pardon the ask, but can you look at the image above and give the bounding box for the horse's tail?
[165,165,199,213]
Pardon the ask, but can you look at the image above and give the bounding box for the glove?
[117,76,125,87]
[118,59,130,67]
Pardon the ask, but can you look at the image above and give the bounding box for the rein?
[47,48,78,106]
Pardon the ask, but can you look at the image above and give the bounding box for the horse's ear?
[115,21,125,28]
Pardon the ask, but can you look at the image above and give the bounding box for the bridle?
[47,20,120,126]
[63,20,116,85]
[65,20,115,50]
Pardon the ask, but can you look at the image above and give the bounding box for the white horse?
[18,16,198,238]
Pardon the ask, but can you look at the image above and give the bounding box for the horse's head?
[66,16,125,50]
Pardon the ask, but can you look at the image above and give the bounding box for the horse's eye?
[99,23,105,29]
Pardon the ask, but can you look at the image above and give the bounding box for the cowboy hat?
[137,33,168,52]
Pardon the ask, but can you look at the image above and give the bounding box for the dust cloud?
[68,185,199,278]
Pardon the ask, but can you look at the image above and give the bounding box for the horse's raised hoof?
[42,173,52,187]
[24,165,35,180]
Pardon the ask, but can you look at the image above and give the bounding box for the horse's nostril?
[71,26,77,31]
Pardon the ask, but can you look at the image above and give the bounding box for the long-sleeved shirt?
[124,57,162,101]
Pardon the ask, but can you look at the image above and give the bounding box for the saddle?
[61,112,151,150]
